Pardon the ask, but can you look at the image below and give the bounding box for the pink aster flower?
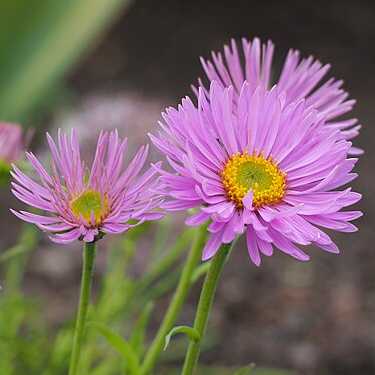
[195,37,361,154]
[151,82,362,265]
[0,122,30,185]
[11,129,163,243]
[0,122,28,164]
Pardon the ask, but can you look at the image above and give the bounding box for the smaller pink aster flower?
[11,129,163,243]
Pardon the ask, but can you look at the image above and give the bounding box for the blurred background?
[0,0,373,374]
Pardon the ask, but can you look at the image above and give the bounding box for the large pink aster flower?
[11,129,163,243]
[195,37,361,154]
[151,82,361,265]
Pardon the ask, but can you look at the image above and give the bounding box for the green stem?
[181,242,232,375]
[68,241,97,375]
[140,224,207,375]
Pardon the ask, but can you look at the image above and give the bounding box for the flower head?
[11,129,163,243]
[151,82,361,265]
[195,37,361,154]
[0,123,29,184]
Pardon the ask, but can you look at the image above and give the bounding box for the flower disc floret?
[70,190,109,225]
[221,152,286,208]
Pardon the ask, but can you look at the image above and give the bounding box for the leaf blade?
[164,325,200,351]
[88,321,140,375]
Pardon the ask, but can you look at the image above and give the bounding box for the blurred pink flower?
[0,122,28,164]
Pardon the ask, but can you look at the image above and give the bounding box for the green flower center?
[236,161,274,191]
[70,190,109,225]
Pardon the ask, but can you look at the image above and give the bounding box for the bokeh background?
[0,1,373,374]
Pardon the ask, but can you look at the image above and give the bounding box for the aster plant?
[151,80,361,374]
[5,38,363,375]
[11,129,163,375]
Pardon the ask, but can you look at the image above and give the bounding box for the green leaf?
[152,216,173,258]
[88,321,140,375]
[129,301,154,356]
[191,262,210,283]
[0,0,132,122]
[139,227,194,291]
[3,225,39,291]
[0,225,39,263]
[96,236,136,322]
[233,364,256,375]
[42,329,73,375]
[89,360,122,375]
[161,366,294,375]
[164,326,200,351]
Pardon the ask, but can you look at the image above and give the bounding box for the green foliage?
[233,364,256,374]
[191,262,210,284]
[88,321,141,374]
[0,220,198,374]
[0,219,295,375]
[163,367,294,375]
[130,302,154,357]
[0,226,39,264]
[0,0,131,123]
[0,226,41,374]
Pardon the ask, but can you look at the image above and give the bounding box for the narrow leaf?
[233,364,256,375]
[164,325,200,351]
[0,0,131,122]
[129,301,154,356]
[191,262,210,283]
[88,321,140,375]
[139,227,194,291]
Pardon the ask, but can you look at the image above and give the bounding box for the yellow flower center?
[221,152,286,209]
[70,189,109,225]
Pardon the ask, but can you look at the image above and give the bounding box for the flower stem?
[140,224,207,375]
[68,241,97,375]
[181,242,232,375]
